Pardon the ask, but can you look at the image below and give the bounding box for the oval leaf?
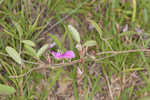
[22,40,36,47]
[83,40,97,47]
[68,25,80,43]
[24,45,37,58]
[6,46,21,64]
[37,44,49,57]
[13,21,23,36]
[0,84,16,95]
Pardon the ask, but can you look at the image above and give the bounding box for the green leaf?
[22,40,36,47]
[13,21,23,36]
[24,45,37,58]
[37,44,49,57]
[0,84,16,95]
[3,29,14,37]
[143,8,148,23]
[6,46,22,64]
[68,25,80,43]
[88,19,103,37]
[0,0,4,5]
[83,40,97,47]
[49,34,62,49]
[32,13,41,28]
[30,12,41,32]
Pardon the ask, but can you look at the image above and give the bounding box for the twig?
[9,55,114,78]
[9,58,83,78]
[96,49,150,55]
[104,70,114,100]
[8,49,150,78]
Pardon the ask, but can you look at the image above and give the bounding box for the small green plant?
[1,0,150,100]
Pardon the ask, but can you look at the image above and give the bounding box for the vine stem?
[9,49,150,78]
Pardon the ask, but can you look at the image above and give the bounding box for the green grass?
[0,0,150,100]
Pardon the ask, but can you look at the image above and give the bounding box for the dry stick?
[9,49,150,78]
[9,58,82,78]
[104,70,114,100]
[96,49,150,55]
[9,54,115,79]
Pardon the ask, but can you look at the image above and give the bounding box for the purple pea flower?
[51,50,75,59]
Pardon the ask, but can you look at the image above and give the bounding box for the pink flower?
[51,50,75,59]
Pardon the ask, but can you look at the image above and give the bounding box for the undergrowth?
[0,0,150,100]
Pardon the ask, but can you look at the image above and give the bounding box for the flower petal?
[51,50,75,59]
[62,51,75,58]
[51,51,63,59]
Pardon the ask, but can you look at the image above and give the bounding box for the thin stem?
[8,49,150,78]
[96,49,150,55]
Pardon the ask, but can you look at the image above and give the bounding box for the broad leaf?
[6,46,21,64]
[68,25,80,43]
[24,45,37,58]
[83,40,97,47]
[37,44,49,57]
[22,40,36,47]
[0,84,16,95]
